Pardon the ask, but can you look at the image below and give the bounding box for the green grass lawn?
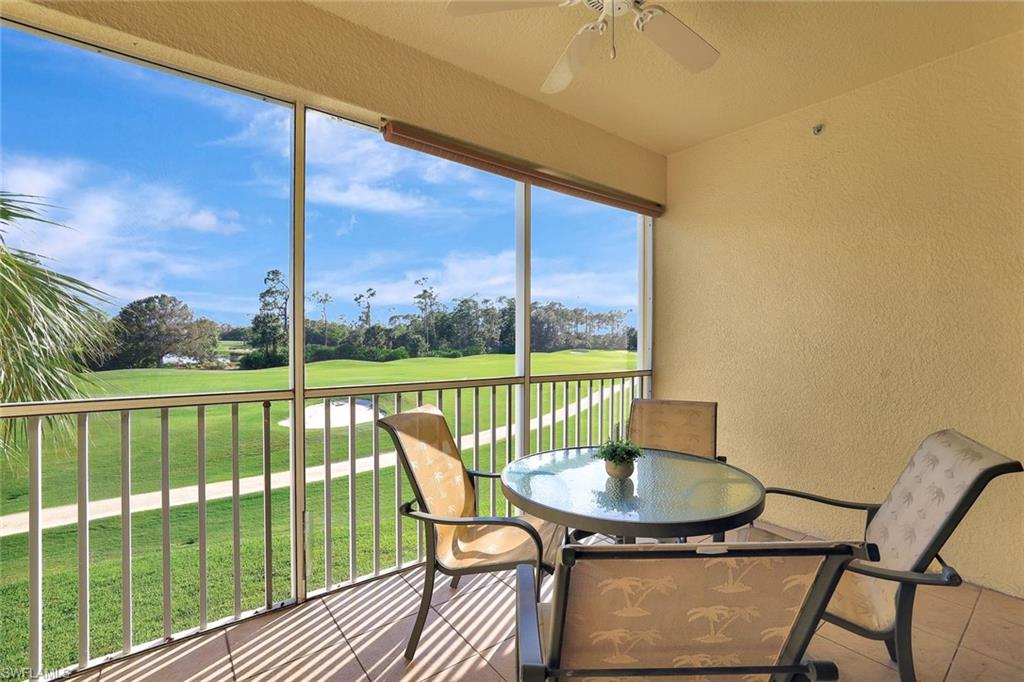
[1,350,636,515]
[0,350,639,673]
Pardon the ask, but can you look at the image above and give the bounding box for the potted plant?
[594,437,643,480]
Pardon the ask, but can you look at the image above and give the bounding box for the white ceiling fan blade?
[446,0,563,17]
[636,6,719,72]
[541,24,603,94]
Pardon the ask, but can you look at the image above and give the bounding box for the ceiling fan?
[446,0,719,94]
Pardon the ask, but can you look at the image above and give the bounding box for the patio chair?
[627,398,724,542]
[627,398,720,460]
[516,540,878,682]
[759,429,1022,681]
[378,405,566,661]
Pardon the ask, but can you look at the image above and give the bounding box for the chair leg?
[404,561,435,661]
[893,586,917,682]
[884,636,898,663]
[449,575,461,589]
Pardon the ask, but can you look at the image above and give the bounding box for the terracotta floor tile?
[946,646,1024,682]
[753,519,809,540]
[226,599,347,679]
[67,669,100,682]
[401,566,502,606]
[324,573,422,637]
[492,569,516,586]
[435,578,516,652]
[239,641,368,681]
[805,635,899,680]
[960,612,1024,670]
[348,609,477,681]
[100,631,233,682]
[479,637,516,682]
[919,582,980,610]
[816,622,957,681]
[420,653,505,681]
[912,590,973,643]
[975,588,1024,628]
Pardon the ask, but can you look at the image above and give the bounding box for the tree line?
[84,269,635,371]
[236,269,636,369]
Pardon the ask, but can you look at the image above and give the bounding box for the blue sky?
[1,26,638,328]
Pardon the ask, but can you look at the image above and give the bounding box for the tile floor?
[75,523,1024,681]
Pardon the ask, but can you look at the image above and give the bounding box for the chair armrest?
[846,558,962,587]
[765,487,880,512]
[516,564,547,682]
[399,501,545,580]
[765,487,881,525]
[467,469,501,480]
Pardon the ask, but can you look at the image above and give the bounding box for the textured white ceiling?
[311,1,1023,154]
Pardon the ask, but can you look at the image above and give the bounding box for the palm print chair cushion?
[627,399,719,460]
[761,429,1021,681]
[517,541,876,682]
[379,404,565,660]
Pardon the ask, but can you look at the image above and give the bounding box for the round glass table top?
[501,447,765,537]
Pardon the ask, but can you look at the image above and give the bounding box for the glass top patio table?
[501,447,766,538]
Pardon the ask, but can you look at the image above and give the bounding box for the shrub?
[239,349,287,369]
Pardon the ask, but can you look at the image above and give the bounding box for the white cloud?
[306,175,429,214]
[2,154,246,307]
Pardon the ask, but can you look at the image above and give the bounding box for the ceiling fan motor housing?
[585,0,635,18]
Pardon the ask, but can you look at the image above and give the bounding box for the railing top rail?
[530,368,651,383]
[305,375,525,399]
[0,389,294,419]
[0,368,651,418]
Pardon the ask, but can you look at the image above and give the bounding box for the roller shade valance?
[382,120,664,218]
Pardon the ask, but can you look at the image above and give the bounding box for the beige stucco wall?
[655,32,1024,596]
[1,0,665,204]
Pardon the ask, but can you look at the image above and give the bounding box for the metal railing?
[0,368,650,679]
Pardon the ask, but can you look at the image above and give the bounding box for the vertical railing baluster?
[588,380,594,446]
[548,382,555,450]
[610,379,617,438]
[372,393,381,576]
[599,380,605,443]
[490,385,497,513]
[505,384,513,516]
[416,389,424,559]
[160,408,171,639]
[262,401,273,608]
[231,404,241,619]
[120,411,132,653]
[77,414,90,668]
[619,378,626,437]
[436,389,443,411]
[455,389,463,466]
[394,392,403,567]
[535,382,543,453]
[473,387,480,509]
[323,399,332,588]
[28,416,42,680]
[197,406,208,629]
[575,381,582,446]
[348,396,357,581]
[562,382,569,449]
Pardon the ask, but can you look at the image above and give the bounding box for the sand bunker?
[278,398,386,430]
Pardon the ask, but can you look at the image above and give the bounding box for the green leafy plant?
[594,438,643,465]
[0,192,113,458]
